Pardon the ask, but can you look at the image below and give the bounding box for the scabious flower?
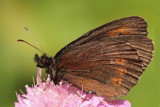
[15,68,131,107]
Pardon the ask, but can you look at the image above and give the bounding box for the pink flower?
[15,68,131,107]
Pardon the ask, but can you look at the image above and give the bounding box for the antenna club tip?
[17,39,24,42]
[24,26,29,31]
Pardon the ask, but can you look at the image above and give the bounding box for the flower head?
[15,68,131,107]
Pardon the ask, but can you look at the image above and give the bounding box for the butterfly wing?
[54,16,154,97]
[54,16,147,59]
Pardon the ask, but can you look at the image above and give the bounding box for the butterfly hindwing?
[57,37,144,97]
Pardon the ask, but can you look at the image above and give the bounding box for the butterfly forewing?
[54,16,147,59]
[53,16,154,97]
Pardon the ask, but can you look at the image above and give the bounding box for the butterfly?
[34,16,154,97]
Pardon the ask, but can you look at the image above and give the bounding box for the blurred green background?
[0,0,159,107]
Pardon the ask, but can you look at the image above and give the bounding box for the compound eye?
[34,54,40,63]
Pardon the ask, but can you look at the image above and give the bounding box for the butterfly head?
[34,54,53,68]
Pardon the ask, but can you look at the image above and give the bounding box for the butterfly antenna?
[24,26,45,53]
[17,39,44,54]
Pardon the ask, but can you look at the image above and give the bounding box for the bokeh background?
[0,0,159,107]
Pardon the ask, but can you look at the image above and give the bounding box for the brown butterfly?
[34,16,154,97]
